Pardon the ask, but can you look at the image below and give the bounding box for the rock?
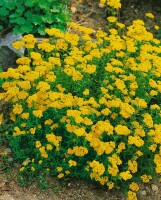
[151,184,158,192]
[0,32,24,71]
[140,190,146,196]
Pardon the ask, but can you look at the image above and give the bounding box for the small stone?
[68,183,71,187]
[0,32,24,71]
[151,184,158,192]
[71,6,77,13]
[140,190,146,196]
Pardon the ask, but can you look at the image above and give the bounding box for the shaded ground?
[1,0,161,199]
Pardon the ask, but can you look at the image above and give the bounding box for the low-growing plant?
[1,0,161,200]
[0,65,4,88]
[0,0,71,36]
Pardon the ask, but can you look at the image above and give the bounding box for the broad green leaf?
[0,1,4,6]
[24,10,32,18]
[9,13,20,19]
[25,0,38,8]
[52,23,66,32]
[56,13,67,23]
[42,14,53,24]
[20,23,33,33]
[32,15,43,25]
[37,26,46,35]
[38,0,50,10]
[0,25,3,30]
[0,8,9,17]
[16,17,26,25]
[13,26,23,34]
[16,6,25,14]
[51,5,60,13]
[4,2,16,10]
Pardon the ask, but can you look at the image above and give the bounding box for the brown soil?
[1,0,161,199]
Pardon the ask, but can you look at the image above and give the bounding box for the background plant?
[0,0,71,36]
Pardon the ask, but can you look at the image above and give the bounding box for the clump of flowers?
[1,1,161,200]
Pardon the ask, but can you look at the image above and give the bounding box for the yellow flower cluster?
[1,4,161,198]
[100,0,121,9]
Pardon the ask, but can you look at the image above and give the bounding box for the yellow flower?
[30,127,36,135]
[68,160,77,167]
[117,23,125,29]
[129,182,139,192]
[57,167,63,172]
[20,167,25,172]
[36,81,50,91]
[44,119,53,125]
[150,104,160,110]
[145,12,155,19]
[0,114,3,125]
[30,52,41,60]
[107,0,121,9]
[13,104,23,115]
[107,182,114,189]
[128,160,138,173]
[154,25,159,30]
[83,89,89,95]
[12,41,24,50]
[100,0,106,4]
[115,125,130,135]
[33,110,43,118]
[22,34,36,48]
[57,173,64,179]
[140,174,152,183]
[22,158,30,166]
[36,141,41,148]
[65,170,70,175]
[21,113,29,119]
[31,167,35,171]
[127,190,137,200]
[107,16,117,23]
[16,57,31,65]
[120,171,132,180]
[39,160,43,164]
[46,144,53,150]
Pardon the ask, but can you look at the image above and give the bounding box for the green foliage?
[0,65,4,88]
[0,0,71,36]
[1,19,161,197]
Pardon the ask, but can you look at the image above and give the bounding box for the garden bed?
[0,0,161,200]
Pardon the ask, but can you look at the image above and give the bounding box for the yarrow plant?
[0,0,161,199]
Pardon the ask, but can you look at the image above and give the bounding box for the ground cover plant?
[0,0,161,200]
[0,0,70,36]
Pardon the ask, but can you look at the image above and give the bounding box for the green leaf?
[0,25,3,30]
[13,26,23,34]
[38,0,50,10]
[25,0,37,8]
[0,1,4,6]
[16,6,25,14]
[56,13,67,23]
[52,23,66,32]
[0,7,9,17]
[24,10,33,19]
[37,26,46,35]
[20,23,33,33]
[13,23,33,34]
[32,15,43,25]
[51,5,60,13]
[9,13,20,19]
[4,2,16,10]
[42,14,53,24]
[16,17,26,25]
